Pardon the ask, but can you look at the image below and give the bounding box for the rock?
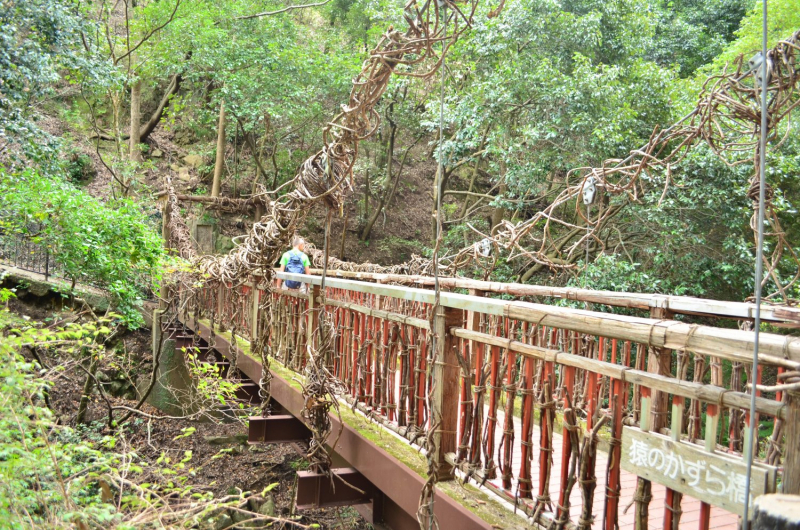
[231,505,251,524]
[170,163,180,172]
[23,278,51,297]
[258,495,275,517]
[213,513,233,530]
[183,154,205,168]
[215,234,235,254]
[174,130,193,146]
[151,148,164,158]
[204,434,249,446]
[177,167,192,182]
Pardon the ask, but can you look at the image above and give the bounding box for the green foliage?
[647,0,750,76]
[0,317,239,528]
[0,169,164,327]
[435,0,679,212]
[134,0,362,190]
[184,349,244,409]
[0,320,122,528]
[711,0,800,69]
[65,151,96,183]
[0,0,111,168]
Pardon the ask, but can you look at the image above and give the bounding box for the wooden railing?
[186,271,800,529]
[306,268,800,328]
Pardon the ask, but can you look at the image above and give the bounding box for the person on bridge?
[279,236,311,292]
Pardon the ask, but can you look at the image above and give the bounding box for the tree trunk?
[211,99,226,197]
[459,126,490,219]
[139,73,181,142]
[490,181,507,233]
[129,79,142,162]
[339,211,349,259]
[431,167,440,241]
[93,74,182,143]
[430,166,454,241]
[76,350,99,425]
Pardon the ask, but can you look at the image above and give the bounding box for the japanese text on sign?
[627,437,747,503]
[620,426,775,516]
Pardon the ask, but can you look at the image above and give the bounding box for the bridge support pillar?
[144,310,198,416]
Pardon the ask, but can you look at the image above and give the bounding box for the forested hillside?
[1,0,799,527]
[1,0,797,310]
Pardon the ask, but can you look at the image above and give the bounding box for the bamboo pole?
[305,268,800,327]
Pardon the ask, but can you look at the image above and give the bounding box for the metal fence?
[0,232,59,280]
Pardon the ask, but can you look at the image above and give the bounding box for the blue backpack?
[284,251,306,289]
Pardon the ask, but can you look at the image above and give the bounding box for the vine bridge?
[164,268,800,530]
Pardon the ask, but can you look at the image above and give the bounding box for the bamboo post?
[484,337,501,479]
[604,375,624,530]
[350,306,360,400]
[431,303,462,479]
[518,354,535,498]
[458,288,484,461]
[538,362,555,511]
[381,317,390,418]
[784,391,800,495]
[635,306,674,530]
[557,365,577,522]
[663,395,685,530]
[699,403,721,530]
[251,282,260,344]
[417,329,427,428]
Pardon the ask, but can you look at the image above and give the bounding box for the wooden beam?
[431,304,462,478]
[783,391,800,495]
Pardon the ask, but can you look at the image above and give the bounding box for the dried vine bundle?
[161,0,486,519]
[301,311,348,471]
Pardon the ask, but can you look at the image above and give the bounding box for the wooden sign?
[621,426,777,516]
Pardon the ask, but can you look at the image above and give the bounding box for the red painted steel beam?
[182,314,497,530]
[295,467,374,509]
[249,415,312,444]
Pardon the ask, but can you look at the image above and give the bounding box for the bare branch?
[115,0,182,65]
[234,0,332,20]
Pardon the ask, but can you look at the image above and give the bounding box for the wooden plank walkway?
[475,407,740,529]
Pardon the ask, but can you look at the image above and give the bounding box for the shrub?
[0,168,164,327]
